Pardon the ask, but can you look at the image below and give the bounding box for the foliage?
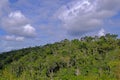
[0,34,120,80]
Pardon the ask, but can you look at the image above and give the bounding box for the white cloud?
[98,28,105,37]
[57,0,120,36]
[5,35,24,41]
[9,11,25,18]
[23,24,36,36]
[5,35,15,41]
[16,37,24,41]
[1,11,36,37]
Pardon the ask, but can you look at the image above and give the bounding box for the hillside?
[0,34,120,80]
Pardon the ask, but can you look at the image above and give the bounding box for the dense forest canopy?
[0,34,120,80]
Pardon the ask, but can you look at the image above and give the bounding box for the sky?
[0,0,120,52]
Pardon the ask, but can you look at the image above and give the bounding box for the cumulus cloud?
[57,0,120,36]
[1,11,36,37]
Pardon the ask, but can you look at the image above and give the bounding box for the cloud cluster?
[57,0,120,36]
[1,11,36,39]
[4,35,24,41]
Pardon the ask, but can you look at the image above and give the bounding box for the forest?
[0,33,120,80]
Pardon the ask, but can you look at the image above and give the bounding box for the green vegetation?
[0,34,120,80]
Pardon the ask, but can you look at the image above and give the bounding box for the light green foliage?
[0,34,120,80]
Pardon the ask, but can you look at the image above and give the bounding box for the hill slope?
[0,34,120,80]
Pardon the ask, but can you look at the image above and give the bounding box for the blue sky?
[0,0,120,52]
